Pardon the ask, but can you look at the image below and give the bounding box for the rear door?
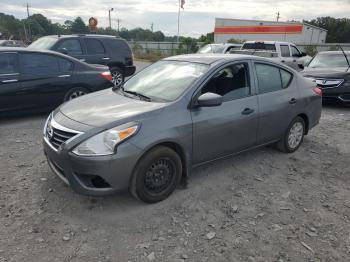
[278,44,296,70]
[18,52,71,110]
[253,62,299,144]
[0,52,24,112]
[191,61,259,164]
[83,38,108,65]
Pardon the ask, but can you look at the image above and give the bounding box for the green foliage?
[70,17,89,34]
[306,17,350,43]
[118,28,165,41]
[304,45,318,56]
[198,32,214,45]
[227,38,243,44]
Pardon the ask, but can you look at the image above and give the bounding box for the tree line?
[0,12,349,44]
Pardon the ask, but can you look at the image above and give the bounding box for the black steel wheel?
[130,146,182,203]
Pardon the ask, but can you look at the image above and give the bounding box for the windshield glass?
[308,53,350,68]
[198,44,225,54]
[122,61,209,102]
[29,36,57,49]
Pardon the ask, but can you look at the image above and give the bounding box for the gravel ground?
[1,93,350,261]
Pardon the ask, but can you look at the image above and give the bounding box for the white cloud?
[2,0,350,37]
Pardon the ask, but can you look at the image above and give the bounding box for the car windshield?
[29,37,57,49]
[122,60,209,102]
[198,44,225,54]
[308,53,350,68]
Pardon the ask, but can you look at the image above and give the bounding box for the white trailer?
[214,18,327,45]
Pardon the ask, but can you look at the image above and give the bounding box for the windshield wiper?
[122,90,152,101]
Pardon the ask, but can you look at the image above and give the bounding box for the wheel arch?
[129,141,189,188]
[107,62,125,72]
[297,113,309,135]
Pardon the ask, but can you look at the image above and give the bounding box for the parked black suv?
[29,35,136,87]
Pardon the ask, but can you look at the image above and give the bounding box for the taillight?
[313,87,322,96]
[100,71,113,81]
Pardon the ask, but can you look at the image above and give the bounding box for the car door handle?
[102,57,110,60]
[289,98,297,104]
[241,108,255,115]
[293,59,297,62]
[281,60,286,63]
[2,79,18,83]
[58,75,71,78]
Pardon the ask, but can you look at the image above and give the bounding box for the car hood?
[302,67,350,79]
[59,89,166,127]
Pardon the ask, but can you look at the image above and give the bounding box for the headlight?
[72,123,139,156]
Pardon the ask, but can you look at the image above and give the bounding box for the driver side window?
[201,63,251,102]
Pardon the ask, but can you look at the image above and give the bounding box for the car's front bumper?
[43,137,143,196]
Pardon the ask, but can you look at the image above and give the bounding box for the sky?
[2,0,350,37]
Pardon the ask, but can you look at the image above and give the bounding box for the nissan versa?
[43,54,322,203]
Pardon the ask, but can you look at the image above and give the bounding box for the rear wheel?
[64,87,89,102]
[130,146,182,203]
[276,116,305,153]
[110,67,124,88]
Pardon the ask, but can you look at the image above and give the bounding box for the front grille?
[315,79,344,89]
[45,118,80,150]
[49,128,77,149]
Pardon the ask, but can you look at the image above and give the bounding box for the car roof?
[0,47,82,61]
[163,53,273,65]
[40,34,121,39]
[244,40,292,45]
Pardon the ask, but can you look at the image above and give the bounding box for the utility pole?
[177,0,181,42]
[108,8,114,31]
[26,3,31,42]
[117,19,121,32]
[151,22,154,32]
[276,11,280,22]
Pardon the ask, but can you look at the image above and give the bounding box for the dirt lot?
[1,99,350,262]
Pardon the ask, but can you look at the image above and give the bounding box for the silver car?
[43,54,322,203]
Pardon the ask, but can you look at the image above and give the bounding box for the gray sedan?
[43,54,322,203]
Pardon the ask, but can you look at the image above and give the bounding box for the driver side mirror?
[59,47,68,55]
[197,92,223,107]
[301,52,307,57]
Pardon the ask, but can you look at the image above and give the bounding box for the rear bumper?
[43,137,142,196]
[124,65,136,77]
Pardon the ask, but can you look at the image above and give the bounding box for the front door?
[191,62,259,164]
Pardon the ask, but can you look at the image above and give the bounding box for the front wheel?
[130,146,182,203]
[276,117,305,153]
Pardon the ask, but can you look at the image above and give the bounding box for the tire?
[130,146,182,203]
[110,67,124,88]
[276,116,305,153]
[64,87,89,102]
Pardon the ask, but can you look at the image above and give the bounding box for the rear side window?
[22,53,59,75]
[57,39,83,55]
[0,53,18,74]
[280,45,290,57]
[242,43,276,51]
[85,39,105,54]
[104,39,131,53]
[58,58,73,72]
[255,63,293,93]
